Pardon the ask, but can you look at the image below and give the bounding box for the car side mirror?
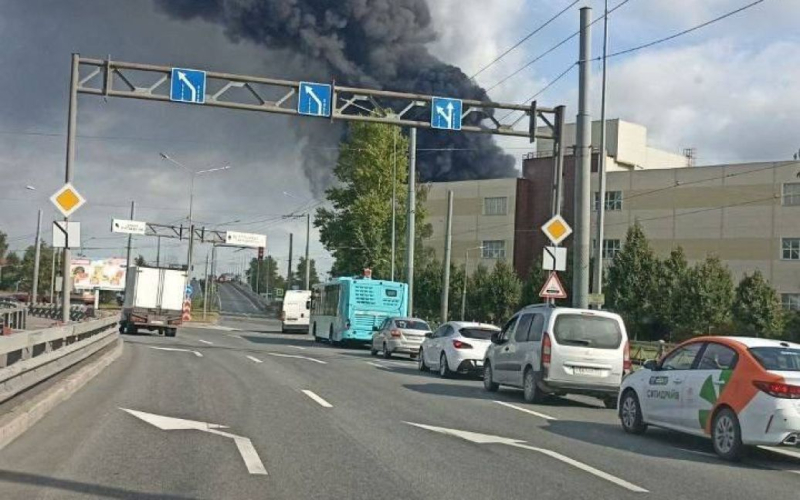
[643,359,658,371]
[491,332,503,344]
[424,332,432,338]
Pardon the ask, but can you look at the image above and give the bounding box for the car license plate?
[573,367,599,376]
[151,320,164,325]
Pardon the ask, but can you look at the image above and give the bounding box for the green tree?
[465,264,491,322]
[732,270,784,338]
[674,255,734,337]
[315,121,431,279]
[247,256,286,299]
[295,257,320,288]
[0,252,21,290]
[653,246,690,337]
[521,253,573,308]
[484,260,522,324]
[605,221,660,339]
[0,231,8,264]
[412,259,465,325]
[783,311,800,342]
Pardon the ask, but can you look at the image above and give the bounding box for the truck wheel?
[125,323,138,335]
[167,328,177,337]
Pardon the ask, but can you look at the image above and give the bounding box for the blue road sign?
[431,97,463,131]
[170,68,206,104]
[298,82,332,117]
[185,284,194,297]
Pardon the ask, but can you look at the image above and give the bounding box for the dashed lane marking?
[493,401,557,421]
[302,390,333,408]
[246,355,263,364]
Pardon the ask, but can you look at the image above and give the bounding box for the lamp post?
[460,246,483,321]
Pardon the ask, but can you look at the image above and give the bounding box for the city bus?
[310,277,408,346]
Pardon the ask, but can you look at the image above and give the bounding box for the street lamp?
[460,246,484,321]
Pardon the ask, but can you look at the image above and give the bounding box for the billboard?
[70,258,128,291]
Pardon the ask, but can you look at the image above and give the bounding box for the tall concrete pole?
[62,53,79,323]
[203,251,209,320]
[460,251,470,321]
[592,0,610,306]
[573,7,592,310]
[406,127,417,316]
[304,213,310,289]
[31,209,42,304]
[49,246,56,303]
[391,127,397,282]
[186,175,195,282]
[287,233,293,291]
[440,190,453,323]
[552,105,567,217]
[156,236,161,267]
[125,200,135,269]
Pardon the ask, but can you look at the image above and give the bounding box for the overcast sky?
[1,0,797,278]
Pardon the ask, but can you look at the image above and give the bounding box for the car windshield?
[553,314,622,349]
[394,320,430,330]
[749,347,800,372]
[459,327,498,340]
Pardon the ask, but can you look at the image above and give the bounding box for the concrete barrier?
[0,302,27,331]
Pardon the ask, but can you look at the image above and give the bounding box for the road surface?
[0,316,798,499]
[216,282,266,316]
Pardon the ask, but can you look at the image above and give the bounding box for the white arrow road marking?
[266,352,327,365]
[147,346,203,357]
[197,339,214,345]
[493,401,557,421]
[246,355,263,364]
[302,390,333,408]
[405,422,647,493]
[121,408,267,475]
[305,87,323,115]
[177,71,197,102]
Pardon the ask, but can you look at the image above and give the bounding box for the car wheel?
[483,363,499,392]
[418,350,429,372]
[619,390,647,435]
[603,396,618,410]
[522,368,543,403]
[383,343,392,359]
[439,353,452,378]
[370,342,378,356]
[712,408,744,461]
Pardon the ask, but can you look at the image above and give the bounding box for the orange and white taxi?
[618,336,800,460]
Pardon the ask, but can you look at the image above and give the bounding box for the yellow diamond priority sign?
[50,183,86,217]
[541,214,572,245]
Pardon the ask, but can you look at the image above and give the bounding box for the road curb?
[0,338,123,450]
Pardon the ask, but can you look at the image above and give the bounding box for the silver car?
[370,317,431,359]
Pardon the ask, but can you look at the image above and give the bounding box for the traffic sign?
[539,271,567,299]
[50,183,86,217]
[52,221,81,249]
[542,246,567,272]
[225,231,267,248]
[298,82,332,117]
[112,219,146,235]
[170,68,206,104]
[541,214,572,245]
[275,288,284,299]
[588,293,605,306]
[431,97,463,131]
[185,284,194,297]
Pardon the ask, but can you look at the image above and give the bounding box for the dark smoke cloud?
[154,0,516,192]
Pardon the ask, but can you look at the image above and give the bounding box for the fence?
[28,304,93,322]
[630,340,673,365]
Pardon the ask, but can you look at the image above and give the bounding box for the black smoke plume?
[155,0,516,193]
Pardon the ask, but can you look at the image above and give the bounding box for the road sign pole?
[460,250,469,321]
[440,190,453,323]
[573,7,592,310]
[62,53,79,323]
[31,209,42,304]
[125,201,135,269]
[203,252,209,320]
[287,233,293,291]
[304,213,310,290]
[406,127,417,316]
[592,0,610,309]
[391,127,397,282]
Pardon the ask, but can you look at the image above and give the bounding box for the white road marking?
[267,352,327,365]
[366,361,389,369]
[147,346,203,358]
[493,401,557,421]
[246,355,263,364]
[287,345,307,350]
[120,408,267,475]
[759,445,800,460]
[197,339,214,345]
[302,390,333,408]
[405,422,647,493]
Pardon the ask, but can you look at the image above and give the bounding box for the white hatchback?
[418,322,500,378]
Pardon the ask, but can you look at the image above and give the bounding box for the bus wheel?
[330,326,340,347]
[312,324,321,342]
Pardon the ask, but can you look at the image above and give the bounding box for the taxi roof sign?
[541,214,572,245]
[50,183,86,217]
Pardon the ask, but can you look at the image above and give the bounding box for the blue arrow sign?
[185,284,194,296]
[170,68,206,104]
[298,82,332,117]
[431,97,463,131]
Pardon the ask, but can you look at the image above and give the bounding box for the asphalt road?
[0,316,799,499]
[216,282,266,316]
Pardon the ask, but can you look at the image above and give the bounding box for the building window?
[782,293,800,311]
[484,197,508,216]
[593,191,623,211]
[782,238,800,260]
[482,240,506,259]
[783,183,800,206]
[602,239,621,259]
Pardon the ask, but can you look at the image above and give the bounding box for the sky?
[1,0,798,279]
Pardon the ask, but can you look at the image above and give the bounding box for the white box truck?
[120,266,186,337]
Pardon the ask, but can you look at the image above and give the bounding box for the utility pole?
[287,233,293,291]
[210,244,217,308]
[552,105,567,217]
[304,213,310,289]
[31,209,42,304]
[49,247,56,303]
[156,236,161,267]
[256,252,261,295]
[406,127,417,316]
[265,253,271,302]
[592,0,610,308]
[62,52,79,323]
[391,127,397,282]
[125,200,136,269]
[573,7,592,310]
[440,190,453,323]
[203,252,209,320]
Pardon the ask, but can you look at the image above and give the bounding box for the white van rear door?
[547,312,625,387]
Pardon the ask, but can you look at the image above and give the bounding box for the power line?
[497,62,578,123]
[469,0,580,80]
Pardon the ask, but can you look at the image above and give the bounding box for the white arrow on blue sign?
[170,68,206,104]
[430,97,463,131]
[298,82,332,117]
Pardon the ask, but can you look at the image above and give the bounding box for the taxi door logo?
[697,370,733,429]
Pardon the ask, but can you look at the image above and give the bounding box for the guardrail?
[28,304,93,322]
[0,302,27,331]
[0,315,119,404]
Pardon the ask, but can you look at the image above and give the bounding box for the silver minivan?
[483,305,630,408]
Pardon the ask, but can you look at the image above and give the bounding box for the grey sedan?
[370,317,431,359]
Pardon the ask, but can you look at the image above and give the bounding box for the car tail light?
[542,333,552,368]
[452,340,472,349]
[390,329,401,338]
[753,381,800,399]
[623,340,632,372]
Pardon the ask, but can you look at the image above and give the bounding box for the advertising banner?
[70,258,128,291]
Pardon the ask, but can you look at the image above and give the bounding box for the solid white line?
[230,435,268,475]
[287,345,307,350]
[494,400,557,421]
[246,355,263,364]
[267,352,327,365]
[197,339,214,345]
[302,390,333,408]
[147,346,203,358]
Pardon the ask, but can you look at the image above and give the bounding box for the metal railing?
[0,302,27,331]
[28,304,93,322]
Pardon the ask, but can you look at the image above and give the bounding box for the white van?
[281,290,312,333]
[483,305,630,408]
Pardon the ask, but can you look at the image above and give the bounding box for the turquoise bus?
[310,277,408,345]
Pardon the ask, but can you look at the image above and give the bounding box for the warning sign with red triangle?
[539,271,567,299]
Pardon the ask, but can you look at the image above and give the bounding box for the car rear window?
[459,328,498,340]
[749,347,800,372]
[553,314,622,349]
[395,320,430,330]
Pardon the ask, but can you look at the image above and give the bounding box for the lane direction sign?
[298,82,332,117]
[431,97,463,131]
[541,214,572,245]
[170,68,206,104]
[50,183,86,217]
[112,219,146,235]
[539,271,567,299]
